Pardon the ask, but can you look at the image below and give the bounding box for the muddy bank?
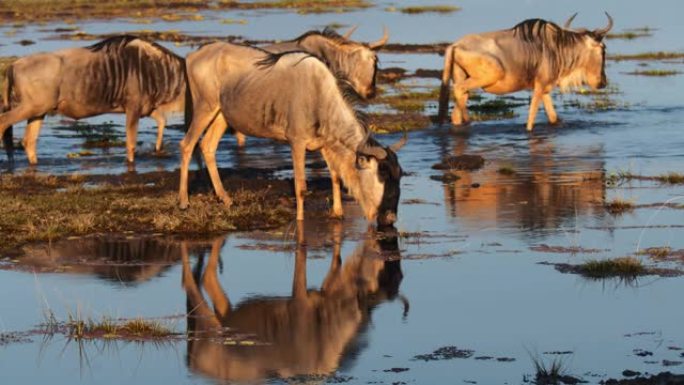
[0,168,340,255]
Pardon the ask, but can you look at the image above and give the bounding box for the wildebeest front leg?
[542,93,559,125]
[291,143,308,221]
[321,148,343,218]
[526,87,544,131]
[199,113,232,207]
[124,109,141,163]
[293,224,308,301]
[23,115,45,165]
[150,109,166,152]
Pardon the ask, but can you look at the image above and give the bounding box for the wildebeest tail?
[2,64,14,160]
[437,45,454,123]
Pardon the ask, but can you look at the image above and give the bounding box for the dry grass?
[625,69,682,77]
[638,247,672,260]
[609,51,684,61]
[497,166,516,176]
[0,0,207,21]
[391,5,460,14]
[604,197,636,214]
[0,0,371,21]
[657,172,684,184]
[219,0,372,14]
[0,173,291,253]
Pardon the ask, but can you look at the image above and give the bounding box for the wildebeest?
[265,26,388,99]
[178,43,405,226]
[181,226,405,381]
[0,35,187,164]
[438,13,613,131]
[229,26,388,147]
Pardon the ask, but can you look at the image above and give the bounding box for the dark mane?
[255,50,323,69]
[294,27,352,45]
[511,19,583,47]
[87,35,183,61]
[254,50,368,131]
[510,19,586,82]
[83,35,186,108]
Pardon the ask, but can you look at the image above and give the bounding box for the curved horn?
[343,25,358,39]
[359,144,388,160]
[369,26,389,50]
[564,12,578,29]
[388,130,408,152]
[594,11,614,36]
[357,134,388,159]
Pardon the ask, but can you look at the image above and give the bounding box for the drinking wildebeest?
[0,35,187,164]
[229,26,388,146]
[438,13,613,131]
[181,226,406,381]
[178,43,405,226]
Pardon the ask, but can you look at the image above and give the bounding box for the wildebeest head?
[562,12,613,90]
[355,132,406,227]
[320,27,389,99]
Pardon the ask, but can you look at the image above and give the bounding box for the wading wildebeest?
[229,26,388,147]
[181,226,405,381]
[178,43,405,226]
[0,35,187,164]
[438,13,613,131]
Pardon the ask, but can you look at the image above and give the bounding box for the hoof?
[179,201,189,211]
[329,211,344,220]
[219,196,233,207]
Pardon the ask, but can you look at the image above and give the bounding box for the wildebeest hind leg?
[542,93,559,125]
[150,110,166,152]
[201,237,232,320]
[452,52,503,125]
[199,113,232,207]
[234,131,246,147]
[23,115,45,165]
[178,107,219,210]
[451,64,470,125]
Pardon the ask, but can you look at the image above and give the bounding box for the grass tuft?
[604,197,635,214]
[625,69,682,77]
[656,172,684,184]
[638,247,671,260]
[609,51,684,61]
[393,5,461,14]
[497,166,516,176]
[578,257,645,278]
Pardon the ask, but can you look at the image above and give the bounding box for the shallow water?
[2,1,684,384]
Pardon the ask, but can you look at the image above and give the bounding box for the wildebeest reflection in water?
[438,134,607,233]
[181,225,406,382]
[15,236,200,284]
